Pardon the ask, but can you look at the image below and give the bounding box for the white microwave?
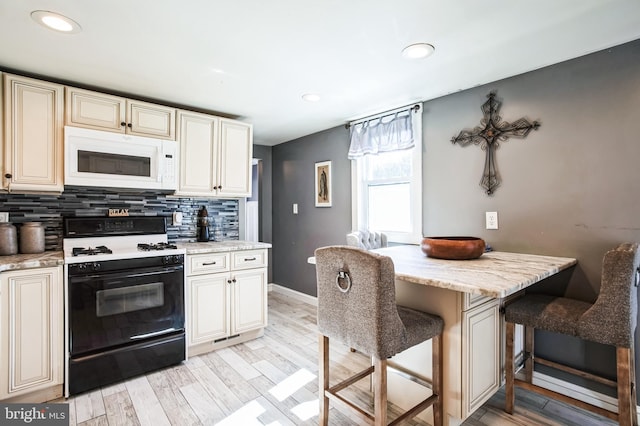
[64,126,178,191]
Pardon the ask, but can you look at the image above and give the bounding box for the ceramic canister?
[0,222,18,255]
[20,222,45,254]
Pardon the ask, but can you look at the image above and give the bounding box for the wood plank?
[146,370,201,426]
[74,389,106,424]
[103,390,140,425]
[124,376,171,426]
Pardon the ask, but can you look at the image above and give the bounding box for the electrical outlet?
[486,211,498,229]
[0,212,8,222]
[293,203,298,215]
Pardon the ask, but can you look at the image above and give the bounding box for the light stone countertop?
[309,245,577,299]
[374,245,577,298]
[0,251,64,273]
[177,240,272,255]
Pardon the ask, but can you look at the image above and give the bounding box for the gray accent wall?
[272,126,352,296]
[270,39,640,397]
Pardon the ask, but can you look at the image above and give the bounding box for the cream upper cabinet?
[65,87,176,140]
[176,112,252,198]
[218,118,253,197]
[2,74,64,193]
[177,110,219,195]
[0,266,64,402]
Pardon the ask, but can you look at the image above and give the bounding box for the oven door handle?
[68,265,183,282]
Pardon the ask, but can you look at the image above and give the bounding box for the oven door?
[68,264,184,356]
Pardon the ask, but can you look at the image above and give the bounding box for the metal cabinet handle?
[232,278,236,283]
[127,123,132,128]
[244,257,257,261]
[202,261,217,265]
[4,173,12,179]
[120,122,126,127]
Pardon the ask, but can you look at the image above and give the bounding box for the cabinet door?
[127,100,176,140]
[231,268,267,334]
[461,299,500,417]
[187,273,229,345]
[3,75,64,192]
[176,111,219,196]
[0,267,63,399]
[65,87,127,133]
[217,119,252,197]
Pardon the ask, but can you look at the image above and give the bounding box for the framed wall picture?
[315,161,332,207]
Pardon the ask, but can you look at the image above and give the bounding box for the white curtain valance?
[347,105,419,159]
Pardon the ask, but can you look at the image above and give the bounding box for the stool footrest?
[514,379,618,421]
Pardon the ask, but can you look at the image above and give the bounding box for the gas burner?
[137,242,178,251]
[72,246,113,256]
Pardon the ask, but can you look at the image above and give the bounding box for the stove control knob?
[163,255,182,265]
[92,262,101,271]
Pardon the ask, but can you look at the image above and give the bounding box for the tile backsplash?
[0,186,239,251]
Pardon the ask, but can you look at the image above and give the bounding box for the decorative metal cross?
[451,92,540,195]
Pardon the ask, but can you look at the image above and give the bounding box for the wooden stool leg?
[631,346,638,426]
[373,357,387,426]
[432,333,444,426]
[319,334,330,426]
[617,347,635,426]
[524,325,534,384]
[505,322,516,414]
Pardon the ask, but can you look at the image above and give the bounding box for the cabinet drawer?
[462,292,492,311]
[188,253,230,275]
[232,250,267,270]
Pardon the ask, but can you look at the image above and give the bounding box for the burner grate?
[72,246,113,256]
[137,242,178,251]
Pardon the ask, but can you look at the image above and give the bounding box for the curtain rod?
[345,103,421,129]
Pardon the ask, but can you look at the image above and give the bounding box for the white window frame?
[351,111,422,244]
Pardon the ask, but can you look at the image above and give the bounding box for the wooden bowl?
[421,236,486,260]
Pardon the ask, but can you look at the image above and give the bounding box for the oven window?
[78,150,151,177]
[96,282,164,317]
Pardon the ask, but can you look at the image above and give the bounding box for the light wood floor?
[57,290,617,426]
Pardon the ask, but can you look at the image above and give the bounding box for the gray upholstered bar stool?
[504,242,640,425]
[315,245,444,426]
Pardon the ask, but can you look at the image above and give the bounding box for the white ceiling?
[1,1,640,146]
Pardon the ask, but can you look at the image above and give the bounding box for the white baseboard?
[268,283,317,306]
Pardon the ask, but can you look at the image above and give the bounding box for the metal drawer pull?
[202,261,217,265]
[244,257,257,261]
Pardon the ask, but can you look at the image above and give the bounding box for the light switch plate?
[0,212,9,222]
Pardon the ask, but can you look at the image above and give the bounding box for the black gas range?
[63,216,186,396]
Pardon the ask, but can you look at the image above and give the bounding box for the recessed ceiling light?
[302,93,321,102]
[31,10,82,34]
[402,43,435,59]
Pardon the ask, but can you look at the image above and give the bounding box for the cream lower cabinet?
[65,87,176,140]
[391,282,501,425]
[3,74,64,193]
[0,266,63,402]
[187,249,267,356]
[177,111,252,198]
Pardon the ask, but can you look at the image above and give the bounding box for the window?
[351,108,422,244]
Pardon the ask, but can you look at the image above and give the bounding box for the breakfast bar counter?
[373,244,577,298]
[309,244,577,425]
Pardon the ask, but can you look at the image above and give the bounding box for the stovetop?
[62,217,185,264]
